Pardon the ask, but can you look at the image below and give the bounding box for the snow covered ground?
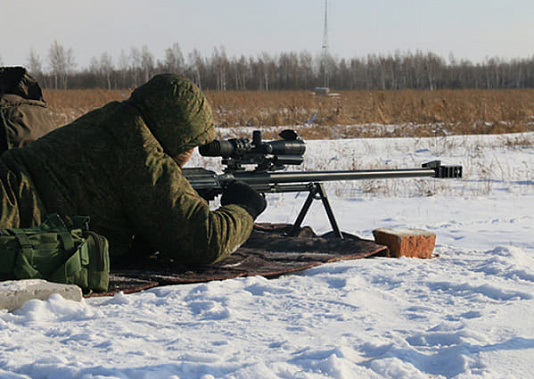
[1,131,533,379]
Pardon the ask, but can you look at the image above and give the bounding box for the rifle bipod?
[288,182,344,240]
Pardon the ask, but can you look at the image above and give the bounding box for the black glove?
[221,181,267,220]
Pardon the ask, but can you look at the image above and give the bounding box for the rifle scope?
[199,130,306,159]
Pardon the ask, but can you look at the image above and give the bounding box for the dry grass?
[44,89,131,126]
[44,88,534,139]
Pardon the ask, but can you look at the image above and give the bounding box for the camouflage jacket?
[0,74,254,265]
[0,66,57,153]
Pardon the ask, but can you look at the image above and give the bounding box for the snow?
[1,132,533,379]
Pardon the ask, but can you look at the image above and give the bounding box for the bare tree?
[89,52,114,90]
[162,43,185,74]
[187,49,205,89]
[278,52,300,89]
[89,56,99,73]
[19,43,534,90]
[129,47,142,86]
[99,52,114,90]
[256,52,276,91]
[27,49,43,77]
[117,49,130,88]
[212,46,229,91]
[425,52,445,90]
[298,51,314,90]
[140,45,155,83]
[230,55,249,90]
[48,40,75,89]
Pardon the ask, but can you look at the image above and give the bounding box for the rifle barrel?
[183,161,461,198]
[230,168,437,185]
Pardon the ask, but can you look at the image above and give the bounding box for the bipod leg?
[289,182,344,240]
[288,184,316,237]
[315,183,344,239]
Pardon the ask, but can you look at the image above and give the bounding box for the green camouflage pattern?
[0,66,57,153]
[0,74,254,265]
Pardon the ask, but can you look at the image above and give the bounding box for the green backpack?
[0,214,110,293]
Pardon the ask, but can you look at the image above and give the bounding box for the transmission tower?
[321,0,329,88]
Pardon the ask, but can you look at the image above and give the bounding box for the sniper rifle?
[183,130,462,240]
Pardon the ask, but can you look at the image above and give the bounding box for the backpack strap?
[41,214,76,251]
[7,220,75,279]
[58,230,75,251]
[9,228,42,279]
[10,228,34,263]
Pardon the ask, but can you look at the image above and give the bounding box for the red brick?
[372,228,436,258]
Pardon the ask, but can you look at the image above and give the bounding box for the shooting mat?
[86,224,389,297]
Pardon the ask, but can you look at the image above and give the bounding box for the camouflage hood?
[0,66,46,102]
[127,74,216,157]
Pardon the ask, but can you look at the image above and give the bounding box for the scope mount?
[208,129,305,172]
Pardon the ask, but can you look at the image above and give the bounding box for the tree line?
[5,41,534,91]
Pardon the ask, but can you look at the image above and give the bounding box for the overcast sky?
[1,0,533,69]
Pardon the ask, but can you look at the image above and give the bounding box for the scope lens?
[199,140,234,157]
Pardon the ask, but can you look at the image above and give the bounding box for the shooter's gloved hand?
[221,181,267,220]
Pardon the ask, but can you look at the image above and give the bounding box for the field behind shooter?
[44,88,534,140]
